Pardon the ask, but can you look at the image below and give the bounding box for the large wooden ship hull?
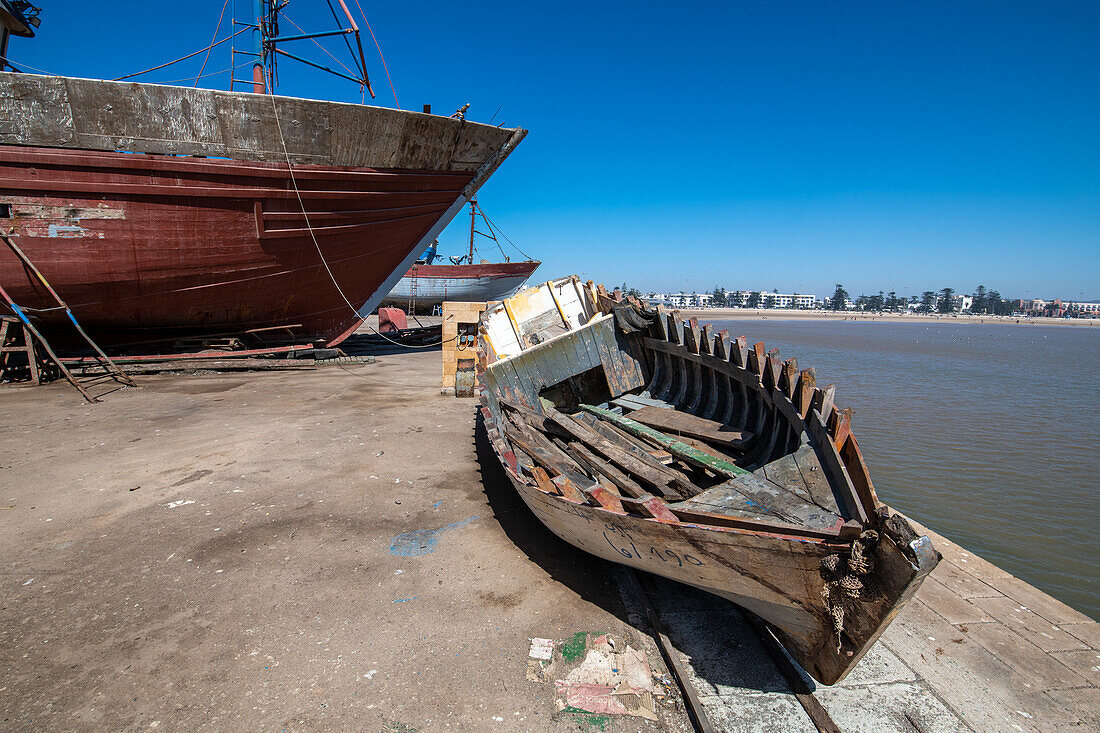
[384,260,540,308]
[478,277,939,685]
[0,73,525,347]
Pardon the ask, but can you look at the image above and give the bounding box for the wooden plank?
[828,407,852,450]
[667,505,845,540]
[542,406,689,499]
[811,384,836,425]
[614,392,675,409]
[838,432,881,511]
[621,570,717,733]
[585,484,625,513]
[579,404,750,478]
[549,474,590,504]
[795,368,816,419]
[575,412,684,476]
[530,465,562,496]
[806,409,868,524]
[567,441,648,499]
[744,613,843,733]
[625,405,753,448]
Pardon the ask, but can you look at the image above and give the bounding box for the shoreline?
[678,308,1099,327]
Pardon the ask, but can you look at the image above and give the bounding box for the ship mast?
[468,198,477,264]
[0,1,41,73]
[235,0,374,97]
[251,0,268,94]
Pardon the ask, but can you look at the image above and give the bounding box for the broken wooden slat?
[575,412,683,475]
[795,368,816,420]
[568,441,648,499]
[585,484,626,513]
[579,404,750,479]
[623,405,753,448]
[540,407,688,499]
[550,474,590,504]
[617,494,681,523]
[811,384,836,425]
[838,432,881,512]
[530,465,562,496]
[829,407,852,450]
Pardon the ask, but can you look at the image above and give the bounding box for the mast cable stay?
[268,95,455,350]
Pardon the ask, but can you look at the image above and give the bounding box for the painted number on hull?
[602,530,704,567]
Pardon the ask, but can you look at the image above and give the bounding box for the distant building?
[667,292,712,309]
[954,294,973,312]
[726,291,817,309]
[1064,301,1100,316]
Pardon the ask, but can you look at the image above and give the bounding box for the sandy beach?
[679,308,1099,327]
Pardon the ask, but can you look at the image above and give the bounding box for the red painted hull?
[0,146,474,347]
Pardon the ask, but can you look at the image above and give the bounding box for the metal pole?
[252,0,265,93]
[468,198,477,264]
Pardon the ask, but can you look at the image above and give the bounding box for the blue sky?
[10,1,1099,300]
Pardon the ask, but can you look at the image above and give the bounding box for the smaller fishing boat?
[477,276,939,685]
[383,200,539,310]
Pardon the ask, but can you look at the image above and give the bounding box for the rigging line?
[270,93,455,352]
[477,205,536,261]
[268,94,359,318]
[282,11,358,78]
[159,62,254,85]
[322,0,364,76]
[352,0,399,108]
[113,27,248,81]
[269,94,450,352]
[1,57,55,74]
[194,0,232,86]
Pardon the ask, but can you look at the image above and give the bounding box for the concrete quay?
[0,345,1096,731]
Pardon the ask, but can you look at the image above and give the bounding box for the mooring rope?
[820,529,879,653]
[268,94,458,350]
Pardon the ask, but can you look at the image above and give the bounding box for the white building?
[1064,301,1100,315]
[726,291,817,309]
[667,292,712,309]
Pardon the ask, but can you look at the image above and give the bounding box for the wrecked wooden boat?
[478,277,939,685]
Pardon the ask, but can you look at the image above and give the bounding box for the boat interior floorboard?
[671,471,842,529]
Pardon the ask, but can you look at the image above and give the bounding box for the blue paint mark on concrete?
[431,501,444,508]
[393,597,420,603]
[388,516,479,557]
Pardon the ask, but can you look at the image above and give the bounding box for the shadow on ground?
[472,412,804,698]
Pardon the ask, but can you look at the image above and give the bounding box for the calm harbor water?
[706,318,1099,619]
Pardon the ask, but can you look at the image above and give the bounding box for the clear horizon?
[9,1,1099,299]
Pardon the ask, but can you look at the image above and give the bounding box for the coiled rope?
[820,529,879,653]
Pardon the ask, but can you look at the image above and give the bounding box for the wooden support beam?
[567,441,647,499]
[580,404,750,479]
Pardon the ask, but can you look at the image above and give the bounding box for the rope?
[269,94,455,350]
[194,0,232,86]
[820,530,879,653]
[353,0,399,108]
[1,59,57,75]
[476,205,536,261]
[113,28,248,81]
[284,11,360,79]
[269,94,359,317]
[158,63,255,85]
